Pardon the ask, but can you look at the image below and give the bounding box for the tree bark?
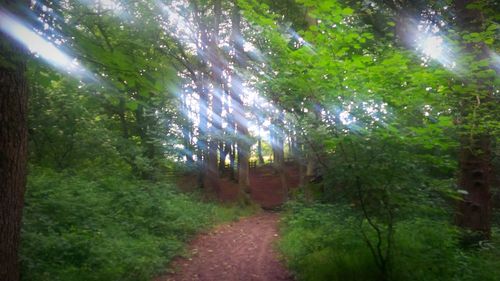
[181,92,195,164]
[456,135,492,237]
[205,0,223,193]
[191,0,222,192]
[454,0,494,239]
[271,111,288,199]
[256,115,265,164]
[0,3,29,280]
[257,137,264,164]
[231,3,250,194]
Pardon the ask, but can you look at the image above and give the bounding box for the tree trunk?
[231,3,250,195]
[230,142,236,180]
[220,89,233,174]
[257,137,264,164]
[454,0,494,239]
[456,135,492,237]
[0,4,29,279]
[181,94,194,164]
[306,152,317,178]
[191,0,209,186]
[256,116,265,164]
[196,77,209,185]
[234,88,250,192]
[204,0,223,193]
[386,0,495,238]
[219,142,228,172]
[271,112,288,199]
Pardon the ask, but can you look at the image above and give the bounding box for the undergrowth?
[279,201,500,281]
[20,166,253,281]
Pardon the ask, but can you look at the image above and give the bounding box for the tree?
[231,2,251,194]
[0,1,29,280]
[382,0,498,239]
[453,0,497,239]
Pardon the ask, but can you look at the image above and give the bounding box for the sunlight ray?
[0,8,91,79]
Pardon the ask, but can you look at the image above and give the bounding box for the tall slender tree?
[0,1,29,280]
[230,2,250,193]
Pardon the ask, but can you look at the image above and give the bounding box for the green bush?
[279,202,500,281]
[20,166,250,281]
[279,203,381,281]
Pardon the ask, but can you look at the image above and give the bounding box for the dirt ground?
[155,212,294,281]
[176,163,301,209]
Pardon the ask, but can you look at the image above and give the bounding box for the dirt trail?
[155,212,293,281]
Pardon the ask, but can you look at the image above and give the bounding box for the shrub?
[279,202,500,281]
[20,166,249,281]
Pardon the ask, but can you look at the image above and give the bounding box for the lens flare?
[0,8,89,78]
[421,35,443,60]
[416,31,456,70]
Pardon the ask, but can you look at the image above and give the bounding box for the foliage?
[20,166,251,281]
[279,202,500,281]
[9,0,498,280]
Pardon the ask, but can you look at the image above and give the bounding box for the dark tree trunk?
[456,135,492,237]
[0,3,29,279]
[454,0,494,239]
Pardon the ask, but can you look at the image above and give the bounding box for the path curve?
[155,212,293,281]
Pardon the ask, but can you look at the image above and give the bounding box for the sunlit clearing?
[0,8,89,78]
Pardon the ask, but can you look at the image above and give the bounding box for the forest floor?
[154,212,294,281]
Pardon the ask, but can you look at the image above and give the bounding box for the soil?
[176,162,301,209]
[155,212,294,281]
[249,163,300,209]
[215,163,301,209]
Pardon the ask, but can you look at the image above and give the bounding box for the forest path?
[155,212,294,281]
